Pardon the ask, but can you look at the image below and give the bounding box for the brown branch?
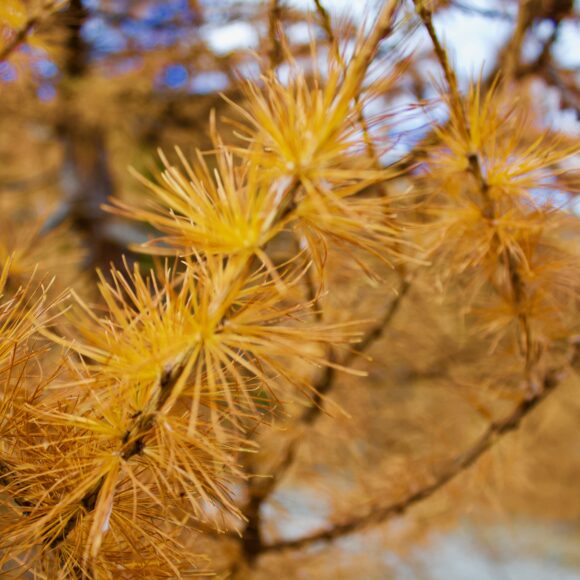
[54,0,131,272]
[468,147,538,390]
[498,0,535,83]
[267,0,283,68]
[263,346,579,553]
[0,18,38,63]
[0,0,63,63]
[416,0,540,390]
[0,15,40,62]
[45,357,192,549]
[542,65,580,117]
[303,275,412,425]
[313,0,382,175]
[413,0,464,120]
[238,275,412,565]
[313,0,335,44]
[234,4,405,570]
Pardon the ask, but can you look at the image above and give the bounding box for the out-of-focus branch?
[415,0,548,390]
[503,0,534,81]
[263,344,580,553]
[313,0,384,170]
[449,0,515,20]
[94,7,203,30]
[305,276,412,424]
[267,0,283,68]
[543,66,580,116]
[233,7,410,568]
[0,0,65,63]
[0,19,37,63]
[237,274,412,568]
[55,0,140,269]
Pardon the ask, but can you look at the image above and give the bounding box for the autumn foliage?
[0,0,579,578]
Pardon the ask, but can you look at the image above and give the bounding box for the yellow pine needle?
[225,4,402,192]
[4,379,243,567]
[107,145,288,260]
[105,26,412,274]
[52,257,361,421]
[425,78,580,281]
[431,80,579,206]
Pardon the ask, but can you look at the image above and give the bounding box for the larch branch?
[45,358,192,549]
[415,0,542,391]
[240,0,406,543]
[263,347,579,553]
[238,275,412,564]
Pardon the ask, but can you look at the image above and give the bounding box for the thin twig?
[238,274,412,565]
[46,358,193,549]
[415,0,539,390]
[413,0,464,120]
[313,0,387,174]
[263,345,579,553]
[0,0,63,63]
[450,1,514,21]
[267,0,283,68]
[0,19,38,63]
[236,4,408,565]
